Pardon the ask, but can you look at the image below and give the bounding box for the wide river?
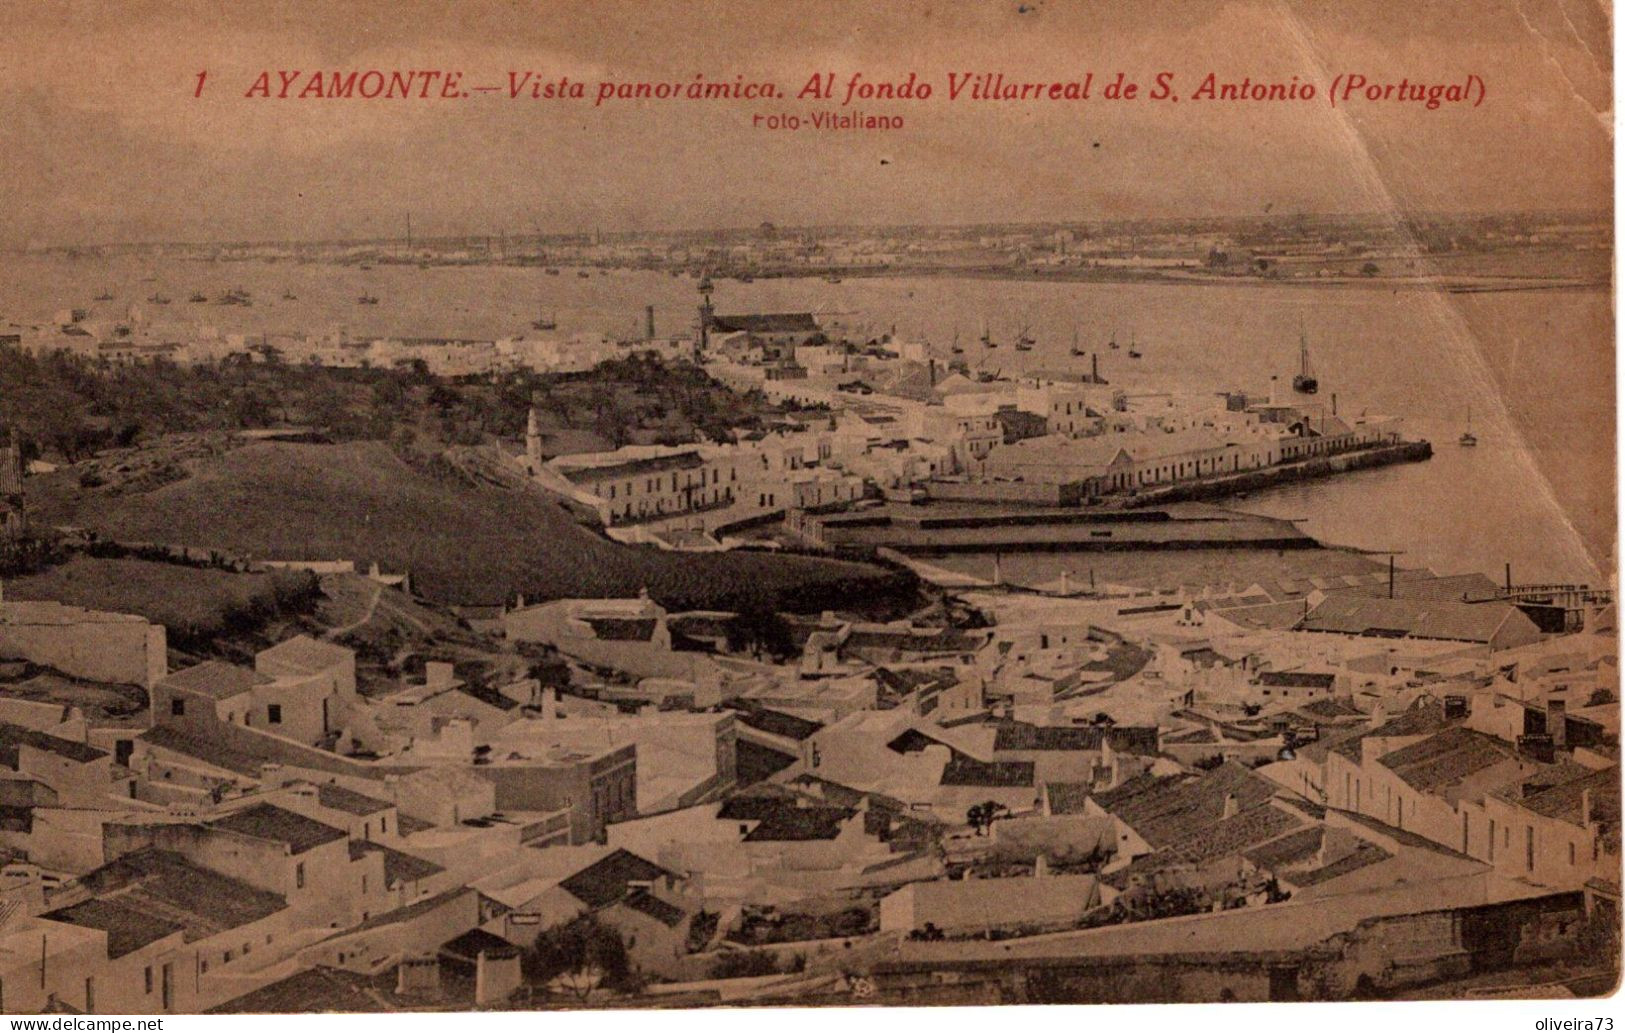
[3,256,1613,585]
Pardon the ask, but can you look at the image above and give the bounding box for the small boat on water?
[188,292,208,303]
[94,288,115,301]
[1108,330,1120,350]
[577,270,591,279]
[1292,329,1319,394]
[1459,407,1477,447]
[532,308,558,331]
[1070,327,1085,357]
[282,288,297,301]
[1014,325,1035,352]
[147,293,171,305]
[217,287,252,306]
[359,263,373,271]
[545,268,561,276]
[1127,332,1142,359]
[980,323,997,350]
[357,294,379,305]
[825,274,842,284]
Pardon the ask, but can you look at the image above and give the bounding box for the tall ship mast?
[1293,327,1319,394]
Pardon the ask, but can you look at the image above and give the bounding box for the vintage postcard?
[0,0,1616,1016]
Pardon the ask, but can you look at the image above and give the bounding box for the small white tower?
[524,406,542,471]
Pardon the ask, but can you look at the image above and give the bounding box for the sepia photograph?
[0,0,1617,1017]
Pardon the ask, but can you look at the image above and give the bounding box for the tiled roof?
[558,849,672,909]
[1257,671,1337,690]
[161,661,270,700]
[1376,726,1519,792]
[1298,698,1364,720]
[210,967,386,1013]
[1096,763,1279,849]
[0,723,106,766]
[1086,771,1170,812]
[940,755,1035,788]
[138,726,264,778]
[1509,765,1622,825]
[1104,803,1307,888]
[584,618,658,642]
[207,804,347,854]
[717,784,800,820]
[347,841,445,885]
[1238,825,1392,889]
[44,897,180,959]
[1290,842,1393,887]
[1328,572,1502,603]
[1328,701,1456,761]
[441,928,519,961]
[741,805,856,842]
[621,889,687,927]
[316,782,393,816]
[993,722,1159,755]
[1298,595,1531,644]
[728,704,823,741]
[1044,781,1094,815]
[46,849,286,957]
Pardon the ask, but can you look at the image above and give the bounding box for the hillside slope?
[28,440,914,613]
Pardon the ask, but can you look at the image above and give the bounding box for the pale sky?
[0,0,1611,245]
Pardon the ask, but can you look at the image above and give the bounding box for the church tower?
[697,275,715,354]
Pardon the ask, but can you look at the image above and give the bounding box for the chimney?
[396,954,441,997]
[645,305,656,340]
[1221,792,1239,820]
[1506,562,1513,593]
[1091,353,1099,382]
[1317,825,1357,869]
[1331,392,1338,416]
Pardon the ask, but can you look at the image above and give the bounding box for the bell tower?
[697,275,715,354]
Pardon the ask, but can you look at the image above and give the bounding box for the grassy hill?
[28,440,915,614]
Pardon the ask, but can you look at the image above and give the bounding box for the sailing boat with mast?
[980,322,997,350]
[1293,326,1319,394]
[1070,327,1085,357]
[1127,331,1142,359]
[1459,406,1477,447]
[1014,324,1034,352]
